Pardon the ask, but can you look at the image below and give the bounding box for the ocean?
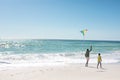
[0,39,120,67]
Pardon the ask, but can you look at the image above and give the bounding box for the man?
[85,46,92,67]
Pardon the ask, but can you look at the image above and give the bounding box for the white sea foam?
[0,52,120,68]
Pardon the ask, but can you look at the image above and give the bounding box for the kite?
[80,29,88,37]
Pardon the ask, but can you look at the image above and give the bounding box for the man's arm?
[89,45,92,52]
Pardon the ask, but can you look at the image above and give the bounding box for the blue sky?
[0,0,120,40]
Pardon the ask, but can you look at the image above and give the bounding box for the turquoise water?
[0,39,120,54]
[0,39,120,65]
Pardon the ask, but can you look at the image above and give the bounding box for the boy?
[97,53,102,69]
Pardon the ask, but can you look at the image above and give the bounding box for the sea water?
[0,39,120,67]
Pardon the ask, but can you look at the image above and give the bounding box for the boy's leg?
[100,62,102,68]
[97,62,99,68]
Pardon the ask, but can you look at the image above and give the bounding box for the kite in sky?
[80,29,88,37]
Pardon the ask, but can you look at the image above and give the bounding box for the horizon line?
[0,38,120,41]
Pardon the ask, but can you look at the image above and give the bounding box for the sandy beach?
[0,63,120,80]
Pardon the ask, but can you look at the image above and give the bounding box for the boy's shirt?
[98,55,102,62]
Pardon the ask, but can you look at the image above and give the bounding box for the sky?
[0,0,120,40]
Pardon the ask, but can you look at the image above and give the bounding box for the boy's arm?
[101,56,102,61]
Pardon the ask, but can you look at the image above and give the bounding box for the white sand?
[0,63,120,80]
